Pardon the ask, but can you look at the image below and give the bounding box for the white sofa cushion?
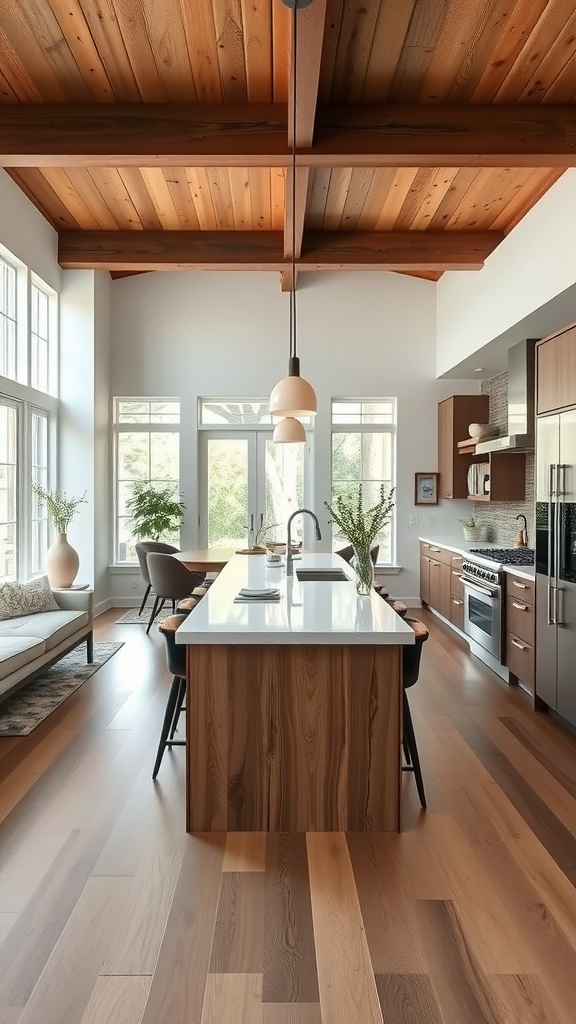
[0,637,47,681]
[0,576,60,620]
[0,610,89,649]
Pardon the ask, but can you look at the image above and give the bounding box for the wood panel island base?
[187,642,401,832]
[177,553,414,833]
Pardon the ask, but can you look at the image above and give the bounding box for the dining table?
[174,547,236,573]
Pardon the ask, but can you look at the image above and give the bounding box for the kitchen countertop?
[176,551,415,646]
[419,536,535,582]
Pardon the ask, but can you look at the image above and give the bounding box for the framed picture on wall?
[415,472,439,505]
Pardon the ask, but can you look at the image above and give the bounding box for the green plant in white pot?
[325,484,395,595]
[32,483,87,588]
[125,482,186,543]
[458,515,482,542]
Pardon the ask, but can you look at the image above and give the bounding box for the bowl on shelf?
[468,422,495,439]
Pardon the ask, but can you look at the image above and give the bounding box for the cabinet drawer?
[506,573,535,604]
[420,542,430,556]
[506,593,535,646]
[451,569,464,601]
[451,552,463,570]
[506,631,535,690]
[450,595,464,631]
[426,544,452,566]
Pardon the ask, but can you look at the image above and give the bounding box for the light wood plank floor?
[1,607,576,1023]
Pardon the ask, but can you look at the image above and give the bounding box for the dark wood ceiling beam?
[4,104,576,168]
[58,230,502,272]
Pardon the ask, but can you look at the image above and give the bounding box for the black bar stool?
[152,611,194,780]
[402,618,429,809]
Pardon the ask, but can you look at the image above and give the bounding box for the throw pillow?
[0,575,60,621]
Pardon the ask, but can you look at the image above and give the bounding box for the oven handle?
[460,577,499,599]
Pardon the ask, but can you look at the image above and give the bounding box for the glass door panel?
[206,436,252,548]
[260,438,304,545]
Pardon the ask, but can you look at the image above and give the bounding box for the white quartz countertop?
[418,536,535,581]
[176,552,415,646]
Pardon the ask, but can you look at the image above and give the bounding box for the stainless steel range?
[460,548,534,667]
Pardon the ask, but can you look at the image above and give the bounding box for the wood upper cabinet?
[537,325,576,415]
[438,395,489,499]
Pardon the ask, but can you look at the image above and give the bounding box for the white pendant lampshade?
[270,357,317,419]
[273,416,306,443]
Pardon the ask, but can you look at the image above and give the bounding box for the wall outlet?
[130,581,137,589]
[427,514,437,525]
[409,514,418,525]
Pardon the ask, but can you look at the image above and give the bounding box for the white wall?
[110,270,480,602]
[0,170,60,291]
[437,169,576,377]
[94,272,112,609]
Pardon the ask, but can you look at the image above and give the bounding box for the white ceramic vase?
[45,533,79,588]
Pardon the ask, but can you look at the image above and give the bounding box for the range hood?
[475,338,536,454]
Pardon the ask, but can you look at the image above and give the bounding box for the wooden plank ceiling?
[1,0,575,285]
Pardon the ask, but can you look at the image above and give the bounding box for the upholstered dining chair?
[145,552,206,634]
[135,541,180,615]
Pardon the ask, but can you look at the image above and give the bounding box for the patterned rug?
[0,642,123,736]
[115,606,152,624]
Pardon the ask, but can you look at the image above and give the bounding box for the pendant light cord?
[291,0,298,361]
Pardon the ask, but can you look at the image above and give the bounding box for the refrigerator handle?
[555,465,562,627]
[547,464,556,626]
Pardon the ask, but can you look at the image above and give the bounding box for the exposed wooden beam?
[283,0,327,290]
[4,104,576,168]
[58,230,503,272]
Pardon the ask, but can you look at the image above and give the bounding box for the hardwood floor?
[1,607,576,1023]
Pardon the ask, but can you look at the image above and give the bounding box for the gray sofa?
[0,589,93,701]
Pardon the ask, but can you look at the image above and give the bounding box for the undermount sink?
[296,568,350,582]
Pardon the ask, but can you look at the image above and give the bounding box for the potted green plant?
[325,484,395,595]
[458,515,482,542]
[125,482,186,542]
[32,483,87,587]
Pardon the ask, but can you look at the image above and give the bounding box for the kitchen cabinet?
[450,556,465,630]
[536,323,576,415]
[438,395,489,499]
[505,573,535,693]
[467,451,526,502]
[420,553,430,605]
[420,542,451,618]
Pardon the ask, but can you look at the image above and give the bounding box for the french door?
[200,430,308,549]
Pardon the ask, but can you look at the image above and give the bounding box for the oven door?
[463,578,502,659]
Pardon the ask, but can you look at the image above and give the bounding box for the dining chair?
[145,552,206,634]
[135,541,180,615]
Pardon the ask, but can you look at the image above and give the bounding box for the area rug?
[115,606,152,624]
[0,642,123,736]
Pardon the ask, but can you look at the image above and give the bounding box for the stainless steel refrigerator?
[535,410,576,727]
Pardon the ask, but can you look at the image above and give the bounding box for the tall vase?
[45,533,79,588]
[353,543,375,596]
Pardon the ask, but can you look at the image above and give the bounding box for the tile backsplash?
[472,370,535,546]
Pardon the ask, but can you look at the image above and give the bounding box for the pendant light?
[273,415,307,442]
[270,0,317,427]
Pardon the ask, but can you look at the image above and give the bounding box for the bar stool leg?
[152,676,181,780]
[403,690,427,809]
[169,678,186,741]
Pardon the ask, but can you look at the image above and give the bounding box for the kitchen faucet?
[286,508,322,575]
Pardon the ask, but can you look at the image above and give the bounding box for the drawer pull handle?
[512,601,528,611]
[452,570,461,576]
[511,639,527,650]
[512,581,527,589]
[429,560,440,566]
[430,547,442,553]
[452,598,463,606]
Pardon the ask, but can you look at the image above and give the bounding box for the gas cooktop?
[469,547,534,566]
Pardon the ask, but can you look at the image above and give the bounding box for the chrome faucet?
[286,508,322,575]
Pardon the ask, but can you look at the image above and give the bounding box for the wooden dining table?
[175,548,237,572]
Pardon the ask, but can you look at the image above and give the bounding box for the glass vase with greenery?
[125,482,186,542]
[325,484,395,595]
[31,483,87,534]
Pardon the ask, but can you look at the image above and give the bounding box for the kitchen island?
[176,552,414,832]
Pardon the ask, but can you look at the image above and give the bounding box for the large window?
[31,282,51,393]
[114,399,181,563]
[198,399,312,549]
[0,400,18,583]
[331,399,396,565]
[0,256,17,381]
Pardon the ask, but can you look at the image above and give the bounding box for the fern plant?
[125,483,186,541]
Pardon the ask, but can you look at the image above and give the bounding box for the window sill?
[375,565,401,575]
[109,564,140,573]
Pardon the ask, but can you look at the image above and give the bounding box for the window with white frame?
[0,398,52,583]
[31,410,49,574]
[331,399,397,565]
[114,399,181,563]
[0,255,17,382]
[30,281,51,394]
[0,399,18,583]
